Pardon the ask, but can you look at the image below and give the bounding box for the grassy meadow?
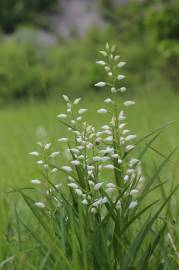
[1,87,179,267]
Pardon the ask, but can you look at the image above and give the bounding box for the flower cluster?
[29,43,144,217]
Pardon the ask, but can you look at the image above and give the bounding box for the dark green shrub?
[0,0,57,33]
[145,1,179,89]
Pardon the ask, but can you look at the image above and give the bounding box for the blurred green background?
[0,0,179,102]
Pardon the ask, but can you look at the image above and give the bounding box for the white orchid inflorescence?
[30,43,144,217]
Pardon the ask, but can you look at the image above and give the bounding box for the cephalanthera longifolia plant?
[17,44,178,270]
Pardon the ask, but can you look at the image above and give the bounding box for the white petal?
[96,60,106,65]
[97,108,107,114]
[129,201,138,209]
[50,152,60,158]
[35,202,45,208]
[57,113,67,119]
[117,75,125,80]
[95,82,106,87]
[124,101,135,107]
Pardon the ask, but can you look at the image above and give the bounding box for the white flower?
[111,87,117,94]
[101,125,110,130]
[99,50,108,57]
[77,116,82,121]
[37,142,43,147]
[50,152,60,158]
[103,164,114,170]
[43,164,48,170]
[91,207,97,214]
[105,66,110,72]
[89,180,95,186]
[104,136,113,142]
[75,189,83,196]
[82,199,88,205]
[117,75,125,80]
[117,62,126,68]
[130,158,139,167]
[57,113,67,119]
[124,175,129,181]
[58,138,68,142]
[122,129,130,135]
[124,101,135,107]
[107,187,116,193]
[68,176,75,181]
[35,202,45,209]
[70,148,80,154]
[125,145,135,152]
[114,55,120,61]
[96,131,103,137]
[71,120,76,125]
[51,168,58,174]
[118,159,123,164]
[55,184,62,190]
[119,87,126,93]
[101,197,108,204]
[100,156,110,162]
[78,145,84,150]
[118,111,125,121]
[103,130,111,135]
[44,143,51,150]
[78,155,85,160]
[93,156,102,162]
[100,147,114,154]
[120,137,125,145]
[62,95,69,102]
[29,151,39,156]
[71,160,80,166]
[111,45,115,52]
[94,182,104,191]
[116,200,121,209]
[130,189,139,195]
[31,179,41,185]
[108,72,112,76]
[97,108,108,114]
[36,160,44,165]
[96,60,106,65]
[73,98,81,104]
[87,143,93,149]
[62,166,72,172]
[127,169,135,175]
[95,82,106,87]
[129,201,138,209]
[68,183,78,189]
[78,108,88,114]
[106,183,116,188]
[106,42,109,50]
[125,135,137,141]
[119,123,126,129]
[111,153,118,158]
[92,199,102,207]
[104,98,112,103]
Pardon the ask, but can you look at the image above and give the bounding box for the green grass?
[0,89,179,267]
